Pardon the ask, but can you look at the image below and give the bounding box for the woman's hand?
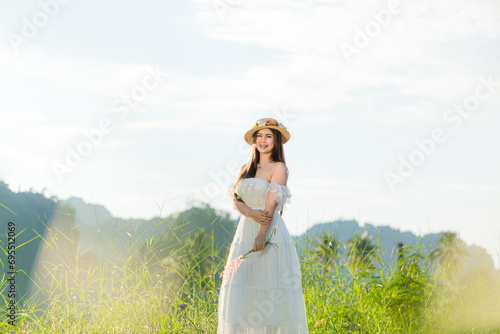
[253,233,266,252]
[248,209,273,225]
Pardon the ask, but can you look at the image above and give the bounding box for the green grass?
[0,212,499,334]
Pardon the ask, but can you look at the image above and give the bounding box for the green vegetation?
[0,183,499,333]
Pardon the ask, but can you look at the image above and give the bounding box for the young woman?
[217,118,309,333]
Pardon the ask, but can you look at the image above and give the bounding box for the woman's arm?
[254,201,276,241]
[234,198,273,225]
[253,163,288,251]
[233,198,251,216]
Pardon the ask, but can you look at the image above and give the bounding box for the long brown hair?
[233,128,286,199]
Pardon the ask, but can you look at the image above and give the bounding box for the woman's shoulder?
[271,161,289,177]
[272,161,288,170]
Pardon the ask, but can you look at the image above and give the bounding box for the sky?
[0,0,499,267]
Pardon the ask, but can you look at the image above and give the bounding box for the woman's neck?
[258,153,272,165]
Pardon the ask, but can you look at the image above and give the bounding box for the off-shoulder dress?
[217,177,309,333]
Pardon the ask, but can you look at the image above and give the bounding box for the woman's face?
[255,129,274,153]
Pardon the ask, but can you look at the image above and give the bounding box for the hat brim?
[244,126,290,145]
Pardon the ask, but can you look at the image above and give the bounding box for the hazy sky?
[1,0,499,267]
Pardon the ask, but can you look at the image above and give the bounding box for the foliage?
[312,231,341,271]
[0,187,499,333]
[430,232,469,281]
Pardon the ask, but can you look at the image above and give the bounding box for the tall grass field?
[1,207,499,333]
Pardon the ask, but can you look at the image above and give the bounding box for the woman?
[217,118,309,333]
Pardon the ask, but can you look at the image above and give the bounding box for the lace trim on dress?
[266,182,292,212]
[226,178,292,212]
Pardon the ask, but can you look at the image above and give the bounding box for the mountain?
[296,220,443,266]
[60,196,163,256]
[1,181,497,305]
[65,197,113,225]
[60,197,236,257]
[0,182,58,302]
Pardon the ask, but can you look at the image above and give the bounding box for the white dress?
[217,177,309,334]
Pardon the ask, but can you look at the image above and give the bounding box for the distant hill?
[0,183,238,304]
[0,182,58,303]
[1,181,497,304]
[65,197,113,225]
[295,220,443,266]
[61,196,169,256]
[61,197,237,257]
[60,197,444,267]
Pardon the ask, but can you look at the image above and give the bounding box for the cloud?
[0,111,46,123]
[186,0,500,117]
[193,0,500,50]
[416,180,500,193]
[0,46,166,98]
[293,177,375,196]
[101,141,133,149]
[126,119,197,130]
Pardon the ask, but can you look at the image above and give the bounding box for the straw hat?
[244,118,290,145]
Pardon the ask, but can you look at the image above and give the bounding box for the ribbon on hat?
[253,119,287,130]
